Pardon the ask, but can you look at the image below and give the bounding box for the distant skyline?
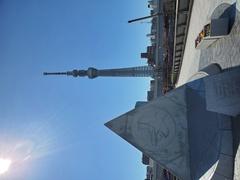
[0,0,152,179]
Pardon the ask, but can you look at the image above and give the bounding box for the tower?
[44,65,160,79]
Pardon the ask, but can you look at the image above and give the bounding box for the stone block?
[221,130,233,156]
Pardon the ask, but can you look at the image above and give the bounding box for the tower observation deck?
[44,66,160,79]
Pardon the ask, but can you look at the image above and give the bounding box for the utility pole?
[128,13,162,24]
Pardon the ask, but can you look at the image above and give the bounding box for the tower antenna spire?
[43,72,68,75]
[43,69,87,77]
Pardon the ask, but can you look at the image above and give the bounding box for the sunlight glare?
[0,158,12,175]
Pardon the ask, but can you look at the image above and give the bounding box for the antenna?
[43,72,68,75]
[128,13,162,24]
[43,70,83,77]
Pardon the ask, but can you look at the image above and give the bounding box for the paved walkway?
[176,0,238,87]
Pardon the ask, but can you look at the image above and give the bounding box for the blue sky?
[0,0,151,179]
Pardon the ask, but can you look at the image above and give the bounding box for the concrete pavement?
[176,0,238,87]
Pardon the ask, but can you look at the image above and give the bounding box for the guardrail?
[171,0,194,85]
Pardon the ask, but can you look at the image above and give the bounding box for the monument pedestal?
[106,66,240,179]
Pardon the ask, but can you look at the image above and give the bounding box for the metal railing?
[171,0,194,85]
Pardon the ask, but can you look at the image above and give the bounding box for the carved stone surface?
[199,3,240,70]
[105,65,240,179]
[175,1,240,179]
[204,67,240,116]
[106,86,191,179]
[198,3,240,179]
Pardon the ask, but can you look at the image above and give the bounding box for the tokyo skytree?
[44,66,161,79]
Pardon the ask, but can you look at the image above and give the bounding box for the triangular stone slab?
[105,65,240,179]
[105,86,191,179]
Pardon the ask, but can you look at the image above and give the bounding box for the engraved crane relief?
[137,118,170,147]
[130,107,180,154]
[127,105,190,177]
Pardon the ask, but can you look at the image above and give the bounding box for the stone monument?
[105,65,240,179]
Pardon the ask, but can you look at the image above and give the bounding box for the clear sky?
[0,0,151,179]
